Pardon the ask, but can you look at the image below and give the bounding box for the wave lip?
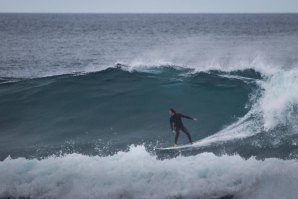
[1,145,298,199]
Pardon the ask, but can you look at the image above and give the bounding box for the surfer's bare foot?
[173,144,177,147]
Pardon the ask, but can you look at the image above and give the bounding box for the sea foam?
[1,145,298,199]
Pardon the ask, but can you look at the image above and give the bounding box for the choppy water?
[0,14,298,199]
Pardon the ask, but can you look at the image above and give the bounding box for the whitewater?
[1,145,298,199]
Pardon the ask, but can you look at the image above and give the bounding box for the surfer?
[169,108,196,147]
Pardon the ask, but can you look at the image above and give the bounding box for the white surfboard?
[156,130,236,151]
[155,142,198,151]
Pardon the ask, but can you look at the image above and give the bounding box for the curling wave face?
[1,64,298,159]
[0,66,256,158]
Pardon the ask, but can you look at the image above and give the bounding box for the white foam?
[1,145,298,199]
[184,107,262,149]
[259,71,298,130]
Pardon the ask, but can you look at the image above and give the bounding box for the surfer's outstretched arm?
[180,114,197,120]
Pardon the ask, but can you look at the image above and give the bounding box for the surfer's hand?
[172,130,175,134]
[193,118,197,121]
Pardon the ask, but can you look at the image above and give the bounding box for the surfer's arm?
[180,114,197,121]
[180,114,193,120]
[170,118,174,131]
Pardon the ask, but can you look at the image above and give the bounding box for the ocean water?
[0,13,298,199]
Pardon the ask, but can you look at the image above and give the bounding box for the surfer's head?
[169,108,176,116]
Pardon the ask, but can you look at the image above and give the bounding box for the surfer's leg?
[182,127,193,143]
[174,129,180,145]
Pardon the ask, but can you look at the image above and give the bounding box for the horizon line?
[0,12,297,14]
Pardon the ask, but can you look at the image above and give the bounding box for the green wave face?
[0,67,257,158]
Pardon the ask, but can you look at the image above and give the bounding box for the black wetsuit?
[170,113,193,144]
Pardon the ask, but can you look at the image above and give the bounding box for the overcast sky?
[0,0,297,13]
